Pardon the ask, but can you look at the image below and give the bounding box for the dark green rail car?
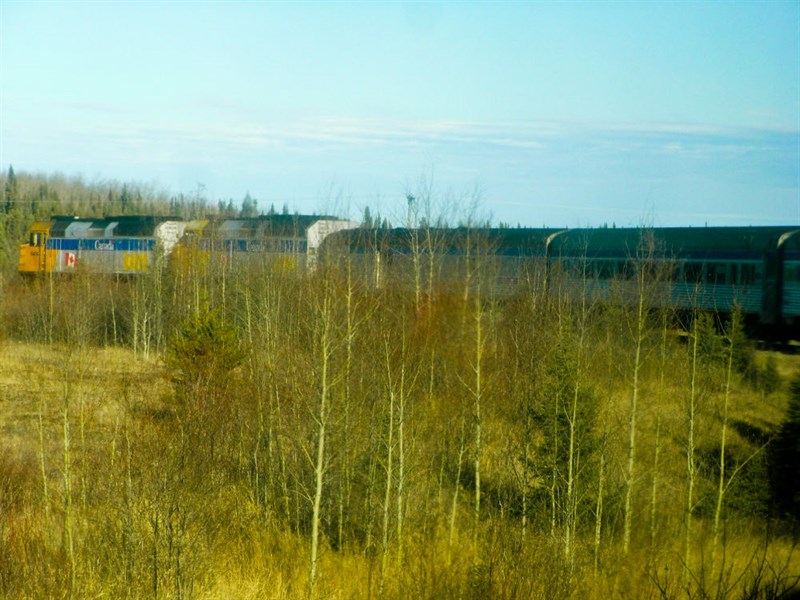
[323,225,800,335]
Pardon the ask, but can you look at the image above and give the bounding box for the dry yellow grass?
[0,340,798,599]
[0,341,168,451]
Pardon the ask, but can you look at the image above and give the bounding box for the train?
[17,214,359,275]
[18,216,800,336]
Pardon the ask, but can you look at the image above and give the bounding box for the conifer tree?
[3,165,19,214]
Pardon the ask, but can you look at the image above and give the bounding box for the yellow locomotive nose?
[18,242,38,273]
[18,224,54,273]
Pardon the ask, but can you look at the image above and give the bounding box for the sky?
[1,1,798,228]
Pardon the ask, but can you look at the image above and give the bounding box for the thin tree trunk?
[520,434,530,546]
[650,309,669,547]
[62,381,77,596]
[550,387,560,540]
[471,289,483,561]
[396,359,406,572]
[684,312,700,582]
[649,416,662,548]
[448,417,467,565]
[623,271,646,555]
[712,310,738,567]
[379,340,395,598]
[565,379,578,559]
[339,259,357,551]
[38,395,51,531]
[307,292,332,599]
[593,452,605,575]
[565,262,588,561]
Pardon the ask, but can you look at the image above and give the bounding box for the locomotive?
[173,214,360,271]
[18,215,187,274]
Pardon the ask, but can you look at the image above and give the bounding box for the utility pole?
[406,194,415,229]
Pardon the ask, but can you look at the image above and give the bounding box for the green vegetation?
[0,170,798,599]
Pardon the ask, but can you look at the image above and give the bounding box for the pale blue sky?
[1,1,798,226]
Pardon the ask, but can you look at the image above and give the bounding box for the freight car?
[320,225,800,336]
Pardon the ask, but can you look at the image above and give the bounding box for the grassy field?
[1,336,798,599]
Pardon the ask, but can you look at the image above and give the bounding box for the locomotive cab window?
[30,233,42,247]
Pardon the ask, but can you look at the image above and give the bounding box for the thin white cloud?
[7,108,795,160]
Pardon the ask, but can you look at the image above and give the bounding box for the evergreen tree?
[241,193,258,218]
[3,165,18,214]
[120,185,130,214]
[530,339,598,537]
[770,373,800,523]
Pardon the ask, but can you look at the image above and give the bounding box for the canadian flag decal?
[64,251,77,268]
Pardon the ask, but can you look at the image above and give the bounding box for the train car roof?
[211,214,344,238]
[548,226,800,257]
[325,225,800,258]
[325,227,563,255]
[47,215,182,238]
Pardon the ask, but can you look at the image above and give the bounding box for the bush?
[166,307,245,392]
[769,373,800,523]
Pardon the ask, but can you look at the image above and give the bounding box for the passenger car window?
[683,262,703,283]
[740,264,757,285]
